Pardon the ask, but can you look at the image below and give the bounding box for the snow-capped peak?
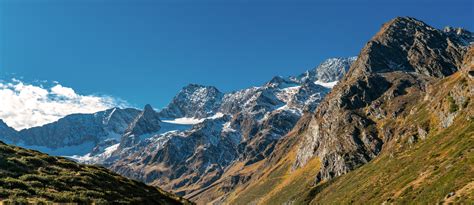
[158,84,224,119]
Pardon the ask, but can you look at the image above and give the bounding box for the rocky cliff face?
[294,17,472,183]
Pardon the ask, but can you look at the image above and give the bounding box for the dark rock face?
[294,17,472,183]
[0,120,20,143]
[158,84,224,119]
[119,104,161,150]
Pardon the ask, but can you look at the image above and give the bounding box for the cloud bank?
[0,79,128,130]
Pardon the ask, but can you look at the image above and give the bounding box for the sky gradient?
[1,0,473,109]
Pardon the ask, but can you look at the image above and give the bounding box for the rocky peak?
[349,16,469,78]
[143,104,155,114]
[265,76,296,88]
[314,57,357,82]
[118,105,161,151]
[295,57,356,83]
[158,84,224,119]
[125,104,161,136]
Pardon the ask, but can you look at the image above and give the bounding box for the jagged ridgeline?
[0,141,192,204]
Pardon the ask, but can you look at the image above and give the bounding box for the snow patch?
[162,118,202,125]
[162,112,225,125]
[314,80,338,88]
[68,143,119,163]
[222,121,236,132]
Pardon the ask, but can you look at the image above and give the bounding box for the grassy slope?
[226,149,320,205]
[0,141,192,204]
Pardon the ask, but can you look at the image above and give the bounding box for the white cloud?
[51,84,78,98]
[0,79,128,130]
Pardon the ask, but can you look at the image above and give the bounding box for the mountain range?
[0,17,472,204]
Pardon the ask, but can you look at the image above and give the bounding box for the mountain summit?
[158,84,224,119]
[350,17,470,78]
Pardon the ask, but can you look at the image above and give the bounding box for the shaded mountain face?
[0,141,191,204]
[18,108,141,149]
[0,108,141,159]
[0,120,20,143]
[119,104,162,149]
[293,17,472,183]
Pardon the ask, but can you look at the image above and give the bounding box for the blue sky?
[1,0,473,109]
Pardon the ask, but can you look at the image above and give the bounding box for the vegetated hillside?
[0,141,192,204]
[210,17,473,204]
